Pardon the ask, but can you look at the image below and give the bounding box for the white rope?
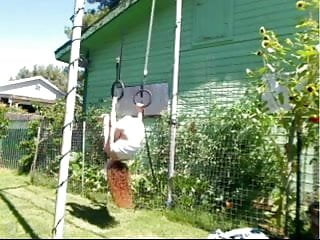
[143,0,157,78]
[140,0,158,187]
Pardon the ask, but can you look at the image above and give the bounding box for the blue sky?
[0,0,95,82]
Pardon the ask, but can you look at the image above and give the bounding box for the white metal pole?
[53,0,85,238]
[167,0,182,207]
[81,120,86,196]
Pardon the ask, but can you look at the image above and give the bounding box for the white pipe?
[53,0,85,238]
[81,120,86,196]
[167,0,182,207]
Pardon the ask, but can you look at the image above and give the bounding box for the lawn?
[0,168,209,239]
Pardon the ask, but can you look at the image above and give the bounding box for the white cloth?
[111,115,145,160]
[207,228,269,239]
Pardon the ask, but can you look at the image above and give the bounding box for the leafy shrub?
[130,114,170,208]
[18,120,41,174]
[203,99,280,210]
[69,152,107,194]
[247,1,319,236]
[0,104,9,138]
[23,101,110,198]
[18,99,66,174]
[132,97,280,217]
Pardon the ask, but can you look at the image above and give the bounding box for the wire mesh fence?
[0,95,318,238]
[0,128,29,169]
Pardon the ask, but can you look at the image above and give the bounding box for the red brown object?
[309,116,320,123]
[106,160,134,208]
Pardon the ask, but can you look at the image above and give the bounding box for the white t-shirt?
[111,115,145,160]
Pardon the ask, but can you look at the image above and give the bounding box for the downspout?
[167,0,183,208]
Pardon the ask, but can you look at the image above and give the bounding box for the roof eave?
[0,76,65,95]
[0,93,57,104]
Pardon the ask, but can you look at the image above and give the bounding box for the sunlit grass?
[0,169,208,239]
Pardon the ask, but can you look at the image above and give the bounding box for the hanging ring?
[111,81,125,100]
[133,89,152,108]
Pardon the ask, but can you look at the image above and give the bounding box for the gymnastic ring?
[111,80,125,100]
[133,89,152,108]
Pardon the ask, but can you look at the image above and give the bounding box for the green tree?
[64,8,110,38]
[0,104,9,138]
[11,66,31,79]
[19,96,84,174]
[64,3,110,39]
[64,0,130,38]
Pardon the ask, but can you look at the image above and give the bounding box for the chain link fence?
[0,128,28,169]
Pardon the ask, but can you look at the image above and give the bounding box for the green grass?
[0,168,209,239]
[164,207,250,232]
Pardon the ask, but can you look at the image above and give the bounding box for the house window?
[192,0,234,46]
[35,84,41,90]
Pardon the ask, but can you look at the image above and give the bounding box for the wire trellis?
[0,96,318,238]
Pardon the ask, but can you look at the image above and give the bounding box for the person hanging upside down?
[100,103,145,208]
[101,103,145,161]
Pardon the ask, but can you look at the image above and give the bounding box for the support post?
[167,0,182,208]
[81,120,86,196]
[295,127,302,239]
[30,124,42,180]
[52,0,85,238]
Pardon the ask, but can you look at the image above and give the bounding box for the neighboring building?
[54,0,304,116]
[0,76,65,113]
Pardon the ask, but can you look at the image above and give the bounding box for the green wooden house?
[55,0,303,116]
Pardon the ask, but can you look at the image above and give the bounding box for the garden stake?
[295,127,302,239]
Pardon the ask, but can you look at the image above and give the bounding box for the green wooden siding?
[192,0,234,46]
[83,0,303,113]
[85,0,174,111]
